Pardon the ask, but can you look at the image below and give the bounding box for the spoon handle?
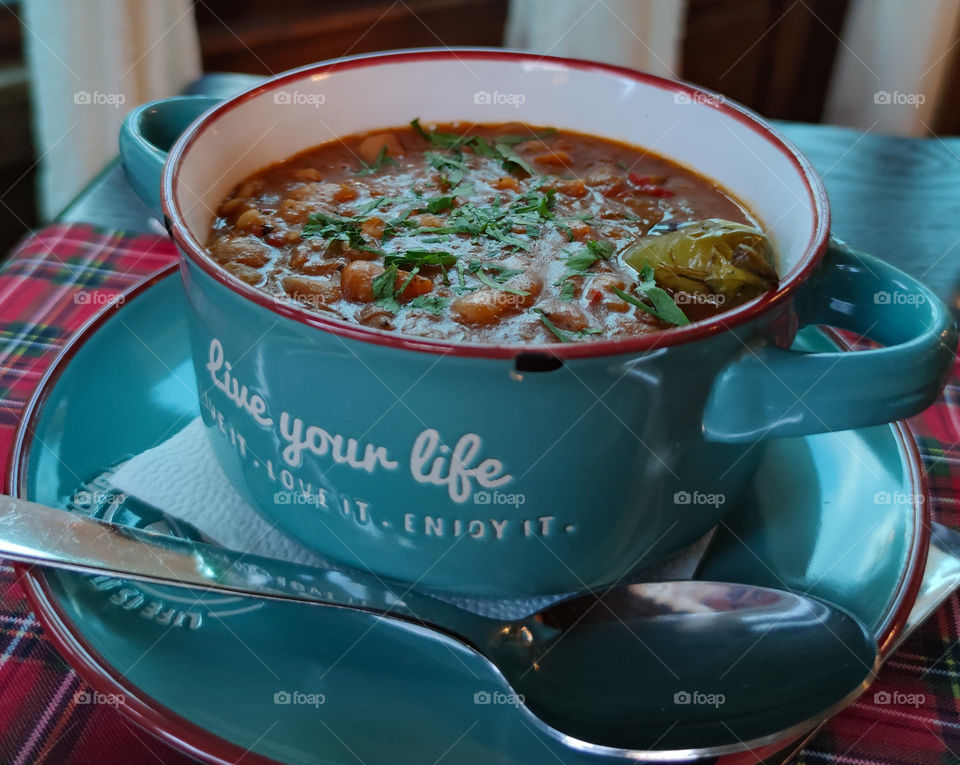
[0,494,493,643]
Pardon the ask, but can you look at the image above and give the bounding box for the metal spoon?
[0,495,877,755]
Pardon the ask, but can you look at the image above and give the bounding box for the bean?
[264,228,297,247]
[294,167,323,181]
[568,221,594,241]
[411,213,445,228]
[451,270,541,325]
[236,179,263,198]
[584,164,621,186]
[278,199,310,225]
[341,261,381,302]
[586,274,629,312]
[341,261,433,303]
[361,216,386,240]
[356,304,395,329]
[396,271,433,301]
[208,235,271,268]
[491,176,520,191]
[286,182,348,204]
[357,133,404,164]
[554,179,587,198]
[623,197,664,227]
[451,290,509,325]
[533,150,572,167]
[537,299,588,331]
[508,271,542,306]
[289,246,343,275]
[219,197,249,215]
[223,262,264,285]
[333,184,358,203]
[281,275,341,310]
[236,208,267,234]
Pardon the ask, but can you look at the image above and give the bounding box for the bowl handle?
[119,95,221,219]
[702,238,956,442]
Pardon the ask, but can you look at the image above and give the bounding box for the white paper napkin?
[111,419,329,567]
[109,418,712,618]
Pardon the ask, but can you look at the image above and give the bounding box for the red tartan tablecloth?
[0,223,958,764]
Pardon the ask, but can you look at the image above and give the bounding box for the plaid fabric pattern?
[0,222,957,764]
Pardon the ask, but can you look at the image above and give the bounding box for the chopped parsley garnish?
[613,267,689,326]
[534,309,600,343]
[411,192,555,251]
[467,260,528,295]
[355,197,388,215]
[372,262,451,316]
[426,196,455,214]
[372,263,402,314]
[453,261,477,295]
[302,212,384,256]
[407,295,451,315]
[586,239,614,260]
[355,146,398,176]
[536,309,569,342]
[563,251,601,272]
[555,239,613,279]
[354,195,415,215]
[384,250,457,269]
[411,118,554,179]
[513,188,556,219]
[558,280,577,301]
[425,151,468,187]
[411,118,469,150]
[396,266,419,298]
[495,141,535,176]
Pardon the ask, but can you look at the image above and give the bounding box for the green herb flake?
[586,239,614,260]
[467,260,528,295]
[469,135,501,159]
[564,252,599,272]
[355,198,386,215]
[411,118,468,150]
[613,267,689,326]
[558,280,577,302]
[534,309,571,343]
[495,141,535,177]
[426,196,455,214]
[302,212,384,256]
[407,295,451,315]
[396,265,419,298]
[372,263,401,314]
[425,151,468,187]
[355,146,398,176]
[384,250,457,269]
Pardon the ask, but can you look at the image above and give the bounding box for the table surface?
[15,74,960,764]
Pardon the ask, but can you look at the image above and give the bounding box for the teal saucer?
[9,267,929,764]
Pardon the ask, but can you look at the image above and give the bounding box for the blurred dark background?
[3,0,960,254]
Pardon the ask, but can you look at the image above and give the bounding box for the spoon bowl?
[0,495,878,757]
[495,581,877,751]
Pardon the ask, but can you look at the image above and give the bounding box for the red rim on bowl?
[163,48,832,360]
[6,269,929,765]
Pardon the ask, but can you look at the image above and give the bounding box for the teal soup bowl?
[120,50,956,597]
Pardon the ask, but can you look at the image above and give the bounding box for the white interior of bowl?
[171,55,820,278]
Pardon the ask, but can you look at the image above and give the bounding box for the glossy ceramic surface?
[119,50,954,595]
[0,494,881,754]
[11,270,929,764]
